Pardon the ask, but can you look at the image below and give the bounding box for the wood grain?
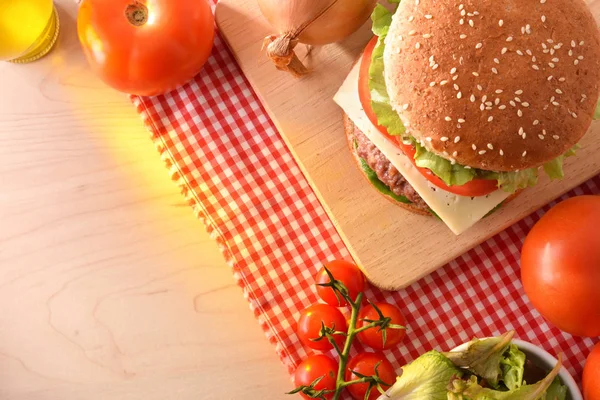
[215,0,600,290]
[0,2,290,399]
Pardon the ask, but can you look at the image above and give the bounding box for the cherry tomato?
[521,196,600,336]
[294,354,338,400]
[357,36,498,197]
[77,0,214,96]
[357,302,406,350]
[297,304,348,351]
[583,343,600,400]
[345,352,396,400]
[316,260,366,306]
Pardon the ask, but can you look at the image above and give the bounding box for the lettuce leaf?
[594,97,600,120]
[414,142,477,186]
[500,345,526,391]
[545,378,567,400]
[383,351,463,400]
[542,144,579,180]
[369,4,406,136]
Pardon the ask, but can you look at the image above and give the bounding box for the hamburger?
[334,0,600,234]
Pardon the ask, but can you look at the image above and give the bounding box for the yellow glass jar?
[0,0,60,63]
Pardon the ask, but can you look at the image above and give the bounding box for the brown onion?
[258,0,377,77]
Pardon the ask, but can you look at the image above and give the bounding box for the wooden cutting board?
[215,0,600,290]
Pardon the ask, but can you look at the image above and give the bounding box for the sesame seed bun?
[384,0,600,172]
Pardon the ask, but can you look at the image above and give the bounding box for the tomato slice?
[357,36,498,197]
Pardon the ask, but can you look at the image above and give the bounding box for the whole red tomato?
[521,196,600,336]
[357,302,406,350]
[297,304,348,351]
[316,260,366,306]
[583,343,600,400]
[77,0,214,96]
[345,352,396,400]
[294,354,338,400]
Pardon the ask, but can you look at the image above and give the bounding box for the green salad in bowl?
[377,331,580,400]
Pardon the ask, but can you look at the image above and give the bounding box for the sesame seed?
[547,75,553,81]
[572,112,578,118]
[552,101,560,106]
[533,120,540,125]
[495,98,501,105]
[492,67,498,74]
[472,72,480,77]
[559,77,566,82]
[474,11,480,15]
[429,81,436,87]
[549,63,555,68]
[415,42,421,49]
[578,55,584,60]
[433,64,440,70]
[499,149,504,156]
[454,84,460,90]
[423,33,432,38]
[526,49,532,56]
[522,102,530,107]
[485,101,493,106]
[519,127,525,135]
[506,36,514,42]
[521,26,526,35]
[460,34,467,39]
[460,19,465,25]
[457,92,462,99]
[552,57,559,62]
[517,50,524,56]
[488,116,494,122]
[453,75,459,81]
[532,65,540,70]
[487,143,494,150]
[526,25,531,34]
[486,106,493,110]
[480,104,485,111]
[425,14,433,19]
[568,49,574,57]
[532,56,537,62]
[515,97,521,102]
[538,134,545,140]
[547,38,554,43]
[426,137,432,142]
[541,15,546,22]
[580,41,585,45]
[522,151,527,157]
[429,55,435,62]
[518,109,523,117]
[452,151,458,157]
[582,94,588,98]
[415,0,419,5]
[553,135,560,140]
[510,101,516,107]
[440,80,448,85]
[499,20,504,26]
[472,144,477,150]
[409,30,416,35]
[482,95,488,102]
[476,43,483,49]
[494,58,500,64]
[450,67,457,74]
[543,49,550,54]
[556,89,563,94]
[441,136,449,141]
[499,105,507,110]
[550,96,555,102]
[445,116,452,121]
[469,19,474,27]
[408,15,415,22]
[403,103,409,110]
[542,43,548,49]
[454,136,461,144]
[515,90,523,95]
[543,129,547,135]
[458,118,466,123]
[470,94,476,102]
[550,48,555,55]
[459,4,464,10]
[478,150,486,155]
[461,9,466,16]
[477,85,483,91]
[522,132,527,139]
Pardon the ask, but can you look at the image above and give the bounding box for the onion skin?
[258,0,377,77]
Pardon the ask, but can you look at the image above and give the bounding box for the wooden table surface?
[0,1,290,399]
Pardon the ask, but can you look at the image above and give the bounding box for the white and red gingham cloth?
[131,1,599,392]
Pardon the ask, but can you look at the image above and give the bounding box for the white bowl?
[451,339,582,400]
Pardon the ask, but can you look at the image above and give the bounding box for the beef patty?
[344,114,430,212]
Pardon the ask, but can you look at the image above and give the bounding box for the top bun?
[383,0,600,171]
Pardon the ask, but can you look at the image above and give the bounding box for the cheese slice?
[333,59,511,235]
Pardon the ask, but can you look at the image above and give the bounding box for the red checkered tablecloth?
[131,1,599,394]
